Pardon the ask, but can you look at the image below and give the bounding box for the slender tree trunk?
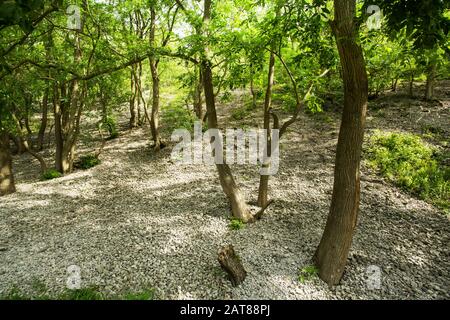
[37,34,52,151]
[425,61,436,100]
[24,104,33,136]
[150,57,162,150]
[391,78,398,92]
[250,68,257,109]
[53,1,85,174]
[129,66,138,128]
[409,72,414,97]
[0,132,15,196]
[11,113,47,173]
[137,62,142,125]
[37,86,49,151]
[194,66,204,121]
[201,0,253,222]
[257,50,276,207]
[314,0,369,286]
[10,134,26,155]
[149,7,163,150]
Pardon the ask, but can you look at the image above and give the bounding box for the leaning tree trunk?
[37,86,49,151]
[425,61,436,100]
[129,65,138,128]
[0,132,15,196]
[257,48,276,208]
[149,7,163,150]
[149,57,162,150]
[314,0,369,286]
[193,66,204,121]
[201,0,253,222]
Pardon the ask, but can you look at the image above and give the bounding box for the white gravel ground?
[0,85,449,300]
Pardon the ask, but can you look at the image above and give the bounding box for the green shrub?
[101,116,118,139]
[231,107,248,120]
[229,218,245,230]
[123,288,154,300]
[231,101,258,121]
[60,287,104,300]
[366,131,450,213]
[0,284,155,300]
[162,102,195,132]
[298,265,319,283]
[41,169,62,180]
[78,155,101,169]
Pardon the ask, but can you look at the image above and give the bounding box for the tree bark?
[250,67,257,109]
[37,33,52,151]
[425,61,436,100]
[149,57,162,149]
[0,132,15,196]
[314,0,369,286]
[201,0,253,222]
[129,65,138,128]
[218,245,247,286]
[148,7,163,150]
[37,86,49,151]
[194,66,204,121]
[53,1,85,174]
[257,48,276,208]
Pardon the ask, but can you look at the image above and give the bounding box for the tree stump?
[218,244,247,286]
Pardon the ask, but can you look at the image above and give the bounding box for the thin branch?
[1,5,59,57]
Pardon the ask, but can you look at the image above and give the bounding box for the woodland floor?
[0,81,449,299]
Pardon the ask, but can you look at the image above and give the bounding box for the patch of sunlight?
[175,286,196,300]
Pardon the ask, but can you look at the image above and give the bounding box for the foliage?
[102,116,119,140]
[298,265,319,283]
[123,288,155,300]
[229,218,245,230]
[0,283,155,300]
[60,287,104,300]
[77,155,101,170]
[41,169,62,180]
[366,131,450,213]
[161,102,196,132]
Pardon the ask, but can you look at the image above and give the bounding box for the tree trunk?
[150,57,162,150]
[129,66,138,128]
[257,49,276,208]
[37,86,49,151]
[250,65,257,109]
[0,132,15,196]
[149,7,163,150]
[391,78,398,92]
[201,0,253,222]
[11,113,47,173]
[425,61,436,100]
[194,66,204,121]
[314,0,369,286]
[53,2,85,174]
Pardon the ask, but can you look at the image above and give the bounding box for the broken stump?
[218,244,247,286]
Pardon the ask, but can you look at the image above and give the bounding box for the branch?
[1,5,59,58]
[267,47,330,137]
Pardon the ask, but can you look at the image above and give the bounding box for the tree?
[369,0,450,100]
[314,0,369,286]
[0,108,16,196]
